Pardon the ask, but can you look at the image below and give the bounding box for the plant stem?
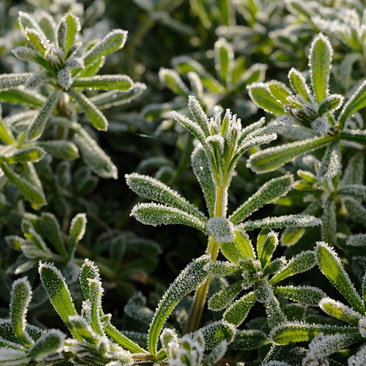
[184,186,227,334]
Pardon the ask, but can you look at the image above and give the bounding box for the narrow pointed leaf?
[0,89,45,107]
[214,38,233,86]
[148,255,209,354]
[265,295,286,329]
[63,13,80,55]
[316,242,365,314]
[223,291,255,326]
[72,75,133,91]
[29,330,65,361]
[36,141,79,160]
[322,198,336,244]
[319,298,362,325]
[0,119,15,145]
[126,173,205,220]
[340,129,366,145]
[230,175,293,224]
[208,280,245,311]
[338,184,366,201]
[234,229,255,260]
[310,34,333,103]
[231,329,267,350]
[260,231,278,268]
[89,279,104,335]
[159,68,188,97]
[68,213,86,257]
[268,81,293,104]
[0,74,31,90]
[188,96,210,136]
[248,83,285,115]
[2,147,45,164]
[247,136,333,173]
[274,286,326,306]
[288,68,311,101]
[199,321,235,350]
[40,213,67,257]
[270,250,316,285]
[131,203,207,232]
[317,141,341,181]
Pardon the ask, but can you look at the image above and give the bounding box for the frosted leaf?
[317,142,341,181]
[237,133,277,157]
[239,214,321,231]
[131,203,206,232]
[239,118,266,143]
[25,72,49,90]
[230,174,293,224]
[206,135,225,156]
[265,295,286,329]
[72,75,133,91]
[160,328,179,356]
[247,83,285,115]
[18,11,46,41]
[320,297,362,325]
[203,340,227,366]
[342,151,364,186]
[204,260,240,276]
[148,255,209,354]
[348,345,366,365]
[311,117,331,134]
[198,321,235,350]
[208,280,246,311]
[321,198,336,244]
[69,315,97,343]
[288,67,311,101]
[79,259,100,300]
[270,250,316,285]
[188,96,209,136]
[318,94,344,115]
[303,332,358,366]
[359,317,366,338]
[0,347,30,364]
[12,47,38,62]
[65,57,84,70]
[255,279,273,303]
[27,89,61,140]
[72,124,117,179]
[274,286,326,307]
[347,234,366,247]
[0,74,31,90]
[191,146,216,217]
[309,33,333,103]
[83,29,128,67]
[316,242,365,314]
[57,69,72,90]
[29,329,65,361]
[10,277,33,347]
[159,68,189,97]
[68,213,87,257]
[338,184,366,201]
[223,291,255,326]
[126,173,206,220]
[88,279,104,335]
[206,217,235,243]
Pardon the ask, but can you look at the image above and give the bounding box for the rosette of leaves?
[270,242,366,365]
[0,10,146,204]
[154,37,266,118]
[126,97,321,355]
[37,259,149,364]
[247,33,366,178]
[0,276,65,365]
[205,230,324,332]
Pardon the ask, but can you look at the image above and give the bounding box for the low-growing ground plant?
[1,0,366,365]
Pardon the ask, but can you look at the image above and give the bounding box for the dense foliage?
[1,0,366,365]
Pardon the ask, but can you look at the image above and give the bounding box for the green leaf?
[274,286,326,306]
[206,217,235,243]
[148,255,209,354]
[131,203,207,233]
[0,74,31,90]
[268,81,293,104]
[265,295,286,329]
[319,297,362,325]
[0,119,15,145]
[10,278,33,347]
[338,184,366,201]
[68,315,97,344]
[126,173,206,220]
[260,231,278,268]
[0,89,45,107]
[63,13,80,55]
[88,279,104,335]
[270,250,316,285]
[204,261,241,277]
[83,29,127,67]
[340,129,366,145]
[316,242,365,314]
[208,280,245,311]
[199,321,235,350]
[79,259,100,301]
[0,162,46,206]
[247,136,333,173]
[231,329,267,350]
[36,141,79,160]
[27,89,61,141]
[317,141,341,181]
[318,94,344,115]
[271,322,359,345]
[288,68,311,101]
[72,75,133,91]
[233,229,255,261]
[223,291,255,326]
[230,174,293,224]
[159,68,188,97]
[25,29,47,55]
[339,80,366,129]
[40,213,67,257]
[71,124,117,179]
[68,88,108,131]
[68,213,86,257]
[239,214,321,231]
[309,34,333,103]
[248,83,285,115]
[29,330,65,361]
[214,38,233,87]
[322,198,336,244]
[188,96,210,136]
[38,262,80,340]
[192,146,216,217]
[2,147,45,164]
[342,151,364,185]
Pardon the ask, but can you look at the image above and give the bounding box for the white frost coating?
[198,321,236,350]
[131,202,207,232]
[288,67,312,100]
[159,68,189,95]
[320,297,362,323]
[188,96,210,136]
[348,345,366,366]
[65,57,84,70]
[311,117,331,134]
[317,142,341,181]
[125,173,206,220]
[57,69,72,90]
[347,234,366,247]
[0,347,30,364]
[206,217,235,243]
[12,46,37,62]
[204,260,239,277]
[170,111,206,144]
[206,135,225,155]
[359,317,366,338]
[0,73,32,91]
[240,214,322,231]
[29,329,65,361]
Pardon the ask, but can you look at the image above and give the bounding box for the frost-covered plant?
[271,242,366,364]
[248,33,366,177]
[0,10,145,205]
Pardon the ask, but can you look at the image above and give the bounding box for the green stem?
[184,186,227,334]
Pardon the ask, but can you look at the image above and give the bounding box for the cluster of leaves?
[2,0,366,365]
